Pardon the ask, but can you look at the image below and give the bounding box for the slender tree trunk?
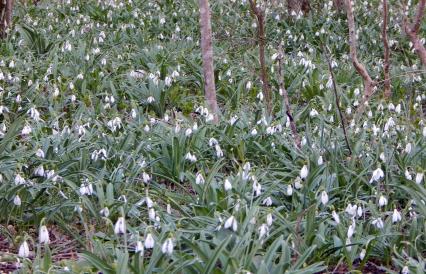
[248,0,273,116]
[198,0,220,123]
[382,0,391,98]
[403,0,426,67]
[277,44,301,149]
[333,0,345,11]
[0,0,14,38]
[345,0,376,104]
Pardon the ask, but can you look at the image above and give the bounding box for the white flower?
[369,167,384,183]
[357,206,363,217]
[224,179,232,191]
[135,241,144,254]
[195,173,205,185]
[79,183,93,196]
[145,233,155,249]
[251,128,257,135]
[320,191,328,205]
[215,145,224,158]
[13,195,21,206]
[266,213,273,226]
[224,216,238,232]
[21,125,32,135]
[415,173,423,184]
[402,266,409,274]
[345,204,358,217]
[18,241,30,258]
[39,225,50,244]
[258,223,269,239]
[252,180,262,197]
[379,152,386,162]
[142,172,151,183]
[161,238,174,255]
[15,174,25,185]
[347,222,355,238]
[404,143,412,154]
[114,217,126,235]
[286,185,293,196]
[148,208,156,221]
[423,127,426,137]
[262,197,273,206]
[100,207,110,217]
[378,195,388,207]
[185,128,192,136]
[300,165,309,179]
[185,152,197,163]
[256,92,263,101]
[294,177,303,189]
[359,249,366,260]
[317,156,323,165]
[332,210,340,224]
[34,165,45,177]
[392,209,402,223]
[372,218,384,229]
[309,109,318,117]
[405,169,412,180]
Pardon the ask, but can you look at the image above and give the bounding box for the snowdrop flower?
[195,173,205,185]
[246,81,252,90]
[379,152,386,162]
[262,197,273,206]
[286,185,293,196]
[215,145,224,158]
[372,218,384,229]
[34,165,45,177]
[347,222,355,238]
[405,169,412,180]
[300,165,309,179]
[317,156,323,165]
[320,191,328,205]
[142,172,151,183]
[395,104,401,114]
[100,207,110,217]
[309,109,319,117]
[359,249,366,260]
[161,238,174,255]
[256,92,263,101]
[184,152,197,162]
[258,223,269,239]
[332,210,340,224]
[392,209,402,223]
[145,233,155,249]
[252,180,262,197]
[18,241,30,258]
[423,127,426,137]
[415,173,424,184]
[114,217,126,235]
[224,216,238,232]
[266,213,273,226]
[345,204,358,217]
[229,116,238,125]
[224,178,232,191]
[294,177,303,189]
[404,143,412,154]
[388,103,395,111]
[146,196,154,208]
[79,183,93,196]
[135,241,144,254]
[402,266,409,274]
[251,128,257,136]
[15,174,25,185]
[39,225,50,244]
[144,125,150,132]
[21,125,32,135]
[13,195,21,206]
[369,167,384,183]
[378,195,388,207]
[185,128,192,136]
[148,208,156,221]
[357,206,363,217]
[147,96,155,103]
[27,107,40,121]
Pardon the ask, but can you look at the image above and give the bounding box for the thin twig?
[323,46,352,156]
[402,0,426,66]
[277,43,301,149]
[382,0,391,98]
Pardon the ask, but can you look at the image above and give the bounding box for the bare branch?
[199,0,220,123]
[382,0,391,98]
[323,46,352,156]
[345,0,376,102]
[248,0,273,116]
[277,44,301,149]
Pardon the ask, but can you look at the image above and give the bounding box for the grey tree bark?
[199,0,220,123]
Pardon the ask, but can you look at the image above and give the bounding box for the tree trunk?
[345,0,375,104]
[333,0,345,11]
[288,0,310,15]
[0,0,14,38]
[198,0,220,123]
[403,0,426,67]
[249,0,273,116]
